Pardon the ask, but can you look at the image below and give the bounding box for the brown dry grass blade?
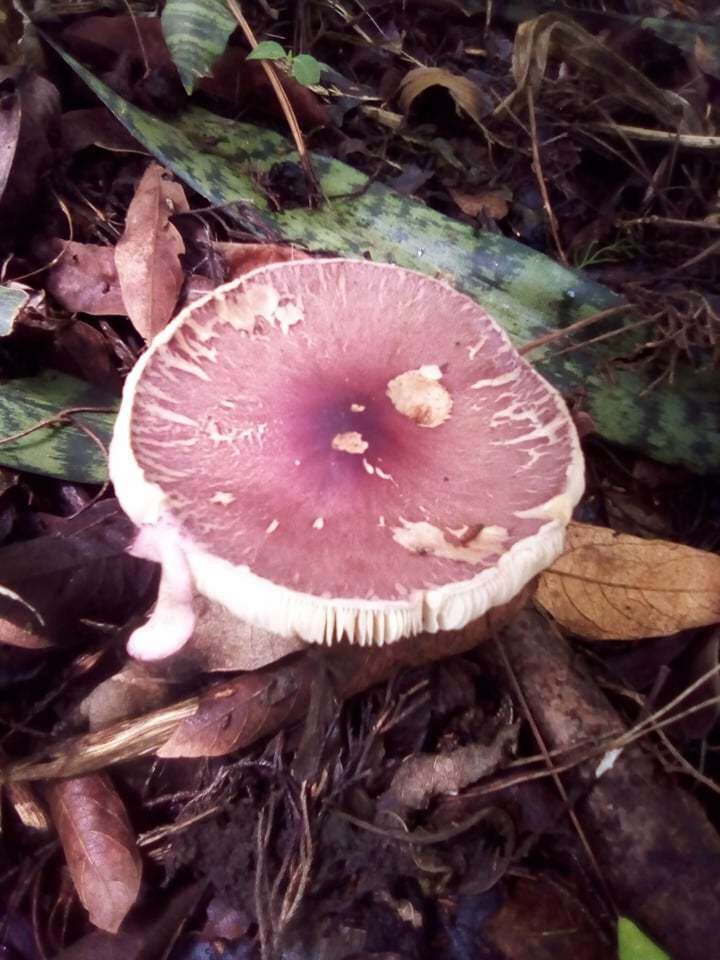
[537,522,720,640]
[46,773,142,933]
[503,13,701,134]
[114,163,189,340]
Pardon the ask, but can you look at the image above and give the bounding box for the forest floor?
[0,2,719,959]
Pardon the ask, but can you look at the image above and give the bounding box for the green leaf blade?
[0,283,29,337]
[618,918,671,960]
[246,40,287,61]
[291,54,322,86]
[161,0,237,94]
[0,372,117,482]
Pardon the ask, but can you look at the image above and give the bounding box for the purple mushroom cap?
[110,259,584,659]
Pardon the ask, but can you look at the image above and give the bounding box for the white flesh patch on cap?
[207,284,304,336]
[350,403,366,412]
[312,517,325,530]
[386,366,452,428]
[471,368,521,390]
[210,491,235,506]
[391,519,509,565]
[266,519,280,534]
[332,431,369,454]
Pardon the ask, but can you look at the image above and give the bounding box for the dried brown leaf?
[537,522,720,640]
[200,49,329,129]
[448,185,511,219]
[0,499,156,646]
[61,107,143,156]
[53,880,207,960]
[44,240,126,316]
[46,774,142,932]
[178,596,305,672]
[213,241,311,281]
[79,661,173,731]
[0,70,21,205]
[114,164,189,340]
[385,725,518,813]
[398,66,490,130]
[159,589,531,758]
[0,67,59,221]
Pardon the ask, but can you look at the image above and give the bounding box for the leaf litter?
[0,2,719,958]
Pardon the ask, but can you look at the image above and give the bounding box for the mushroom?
[109,259,584,660]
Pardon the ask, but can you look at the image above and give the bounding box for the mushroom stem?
[127,525,196,661]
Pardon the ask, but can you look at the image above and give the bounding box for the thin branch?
[527,88,568,267]
[0,406,116,447]
[519,304,632,356]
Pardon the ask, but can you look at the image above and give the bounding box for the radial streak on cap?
[110,258,584,658]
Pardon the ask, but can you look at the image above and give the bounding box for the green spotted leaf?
[0,371,117,482]
[0,283,29,337]
[161,0,237,94]
[247,40,287,61]
[618,918,671,960]
[48,44,720,475]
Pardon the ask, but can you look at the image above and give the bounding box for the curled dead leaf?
[0,585,49,649]
[537,522,720,640]
[398,66,491,130]
[0,67,60,223]
[46,774,142,933]
[114,164,189,340]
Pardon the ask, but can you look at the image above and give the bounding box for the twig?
[584,122,720,151]
[519,304,632,356]
[330,805,498,845]
[620,215,720,232]
[226,0,322,201]
[549,314,658,358]
[527,88,568,267]
[0,406,115,447]
[6,192,74,284]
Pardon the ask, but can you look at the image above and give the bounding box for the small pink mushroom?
[109,259,584,660]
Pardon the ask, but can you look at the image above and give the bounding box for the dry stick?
[549,313,658,358]
[620,215,720,232]
[226,0,321,199]
[527,88,568,267]
[496,638,618,916]
[518,303,632,356]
